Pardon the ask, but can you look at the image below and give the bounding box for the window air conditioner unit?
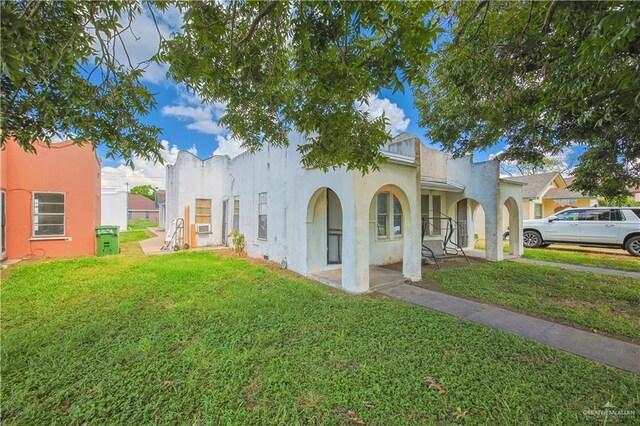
[196,224,211,234]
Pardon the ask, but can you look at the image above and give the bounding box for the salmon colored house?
[0,139,101,260]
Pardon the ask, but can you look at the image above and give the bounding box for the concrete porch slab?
[310,266,406,292]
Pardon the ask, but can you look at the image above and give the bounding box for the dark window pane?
[421,195,430,215]
[394,214,402,236]
[377,215,387,237]
[258,215,267,239]
[35,203,64,214]
[393,195,402,215]
[35,214,64,226]
[35,193,64,204]
[377,193,388,214]
[34,224,64,236]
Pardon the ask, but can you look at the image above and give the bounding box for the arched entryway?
[450,198,485,250]
[504,196,522,255]
[306,187,344,273]
[368,184,414,280]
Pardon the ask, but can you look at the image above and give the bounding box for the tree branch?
[454,0,489,43]
[236,1,277,47]
[542,0,559,34]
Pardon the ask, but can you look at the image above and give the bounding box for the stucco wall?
[166,153,229,247]
[101,190,128,231]
[165,132,521,290]
[0,139,101,259]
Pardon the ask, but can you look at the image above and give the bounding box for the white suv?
[521,207,640,257]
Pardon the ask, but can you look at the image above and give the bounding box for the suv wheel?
[523,230,542,248]
[625,236,640,257]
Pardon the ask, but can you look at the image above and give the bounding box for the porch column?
[403,197,422,281]
[341,194,370,293]
[508,202,524,256]
[484,201,504,261]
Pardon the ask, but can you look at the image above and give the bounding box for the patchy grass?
[119,229,154,244]
[426,262,640,341]
[127,220,158,231]
[523,248,640,272]
[1,246,638,424]
[475,239,640,272]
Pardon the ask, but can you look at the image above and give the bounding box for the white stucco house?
[101,189,128,231]
[165,132,523,293]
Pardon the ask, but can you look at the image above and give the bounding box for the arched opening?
[306,188,343,273]
[504,197,521,255]
[368,185,413,280]
[451,198,485,250]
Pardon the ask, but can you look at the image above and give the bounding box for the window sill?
[30,236,72,241]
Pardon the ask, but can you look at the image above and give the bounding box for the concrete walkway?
[138,228,226,255]
[511,257,640,278]
[379,284,640,374]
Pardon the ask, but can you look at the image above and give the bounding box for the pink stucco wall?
[0,139,101,259]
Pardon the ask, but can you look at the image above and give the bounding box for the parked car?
[518,207,640,256]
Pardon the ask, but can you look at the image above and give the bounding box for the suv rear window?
[632,209,640,219]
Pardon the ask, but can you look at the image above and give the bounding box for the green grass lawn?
[426,262,640,341]
[127,219,158,230]
[2,248,639,424]
[475,239,640,272]
[119,229,154,244]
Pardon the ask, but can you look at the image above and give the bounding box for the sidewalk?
[510,257,640,278]
[379,284,640,374]
[138,228,227,255]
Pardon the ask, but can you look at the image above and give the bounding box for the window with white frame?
[232,197,240,231]
[376,192,403,239]
[534,203,543,219]
[258,193,267,240]
[33,192,65,236]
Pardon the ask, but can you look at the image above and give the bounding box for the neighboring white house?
[165,132,523,293]
[101,190,128,231]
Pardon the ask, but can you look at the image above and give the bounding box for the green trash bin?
[96,225,119,256]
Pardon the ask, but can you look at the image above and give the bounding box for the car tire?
[502,231,510,240]
[625,236,640,257]
[523,230,542,248]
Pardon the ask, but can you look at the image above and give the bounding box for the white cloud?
[161,85,229,135]
[101,139,195,190]
[358,94,410,136]
[214,135,246,158]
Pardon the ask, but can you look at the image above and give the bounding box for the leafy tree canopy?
[1,0,164,165]
[161,0,440,172]
[129,184,158,200]
[416,0,640,199]
[3,0,639,200]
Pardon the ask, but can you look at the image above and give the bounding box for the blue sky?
[99,5,506,190]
